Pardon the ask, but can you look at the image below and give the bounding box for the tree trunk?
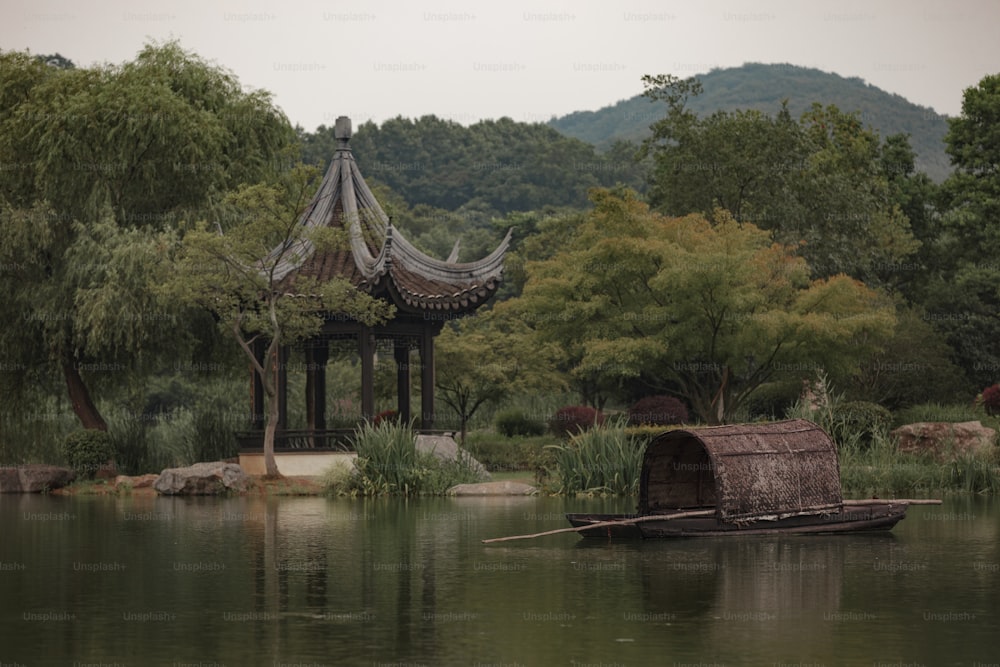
[261,339,282,478]
[61,352,108,431]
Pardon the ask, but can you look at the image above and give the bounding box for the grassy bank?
[837,433,1000,496]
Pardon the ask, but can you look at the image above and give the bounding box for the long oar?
[481,509,717,544]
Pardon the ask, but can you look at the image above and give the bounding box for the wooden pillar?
[251,339,266,430]
[395,343,411,426]
[305,341,329,439]
[359,328,376,421]
[419,327,435,431]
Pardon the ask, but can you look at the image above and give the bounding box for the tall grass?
[545,419,644,495]
[346,421,486,496]
[838,428,1000,495]
[0,395,77,466]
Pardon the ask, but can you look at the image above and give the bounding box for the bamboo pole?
[481,499,942,544]
[842,498,942,505]
[481,509,717,544]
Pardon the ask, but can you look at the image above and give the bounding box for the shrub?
[61,429,115,479]
[549,405,605,437]
[495,409,546,437]
[627,395,688,426]
[830,400,892,445]
[372,409,399,427]
[981,385,1000,416]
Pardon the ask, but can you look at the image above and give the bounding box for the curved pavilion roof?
[271,116,510,315]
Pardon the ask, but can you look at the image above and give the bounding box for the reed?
[837,426,1000,495]
[346,421,485,496]
[545,419,644,495]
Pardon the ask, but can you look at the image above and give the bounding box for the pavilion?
[239,116,510,460]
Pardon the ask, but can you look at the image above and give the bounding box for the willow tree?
[166,166,393,477]
[0,42,293,430]
[509,188,896,423]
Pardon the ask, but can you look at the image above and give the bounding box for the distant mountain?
[549,62,952,182]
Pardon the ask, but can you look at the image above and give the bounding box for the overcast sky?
[3,0,997,132]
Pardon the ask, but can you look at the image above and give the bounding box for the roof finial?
[334,116,352,151]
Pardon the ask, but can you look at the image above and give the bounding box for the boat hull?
[567,502,907,539]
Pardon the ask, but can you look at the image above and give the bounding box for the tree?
[915,74,1000,388]
[639,75,919,287]
[507,188,895,423]
[434,311,565,443]
[0,42,294,430]
[849,307,969,409]
[165,165,393,476]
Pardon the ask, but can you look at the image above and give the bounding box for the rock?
[153,461,252,495]
[447,481,538,496]
[891,421,996,460]
[115,474,159,490]
[0,465,76,493]
[415,434,491,480]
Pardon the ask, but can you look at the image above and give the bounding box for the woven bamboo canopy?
[639,419,843,521]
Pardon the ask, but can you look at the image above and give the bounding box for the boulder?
[447,481,538,496]
[154,461,252,495]
[415,434,491,480]
[0,465,76,493]
[891,421,996,460]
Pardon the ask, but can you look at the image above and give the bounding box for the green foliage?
[838,428,1000,495]
[463,432,558,474]
[849,307,970,409]
[185,405,239,463]
[831,401,892,444]
[435,311,565,442]
[544,420,644,495]
[639,77,920,287]
[508,188,896,423]
[61,430,115,479]
[300,115,643,215]
[919,75,1000,390]
[348,421,485,496]
[494,409,546,437]
[0,41,296,430]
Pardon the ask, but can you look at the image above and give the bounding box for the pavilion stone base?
[239,450,357,477]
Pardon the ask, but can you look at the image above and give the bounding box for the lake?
[1,493,998,666]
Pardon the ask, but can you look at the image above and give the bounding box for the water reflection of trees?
[633,534,899,661]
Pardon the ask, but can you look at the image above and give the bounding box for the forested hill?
[299,116,646,215]
[549,62,952,182]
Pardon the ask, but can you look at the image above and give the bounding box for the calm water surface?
[1,493,997,666]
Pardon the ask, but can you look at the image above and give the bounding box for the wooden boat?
[565,420,913,539]
[567,500,907,538]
